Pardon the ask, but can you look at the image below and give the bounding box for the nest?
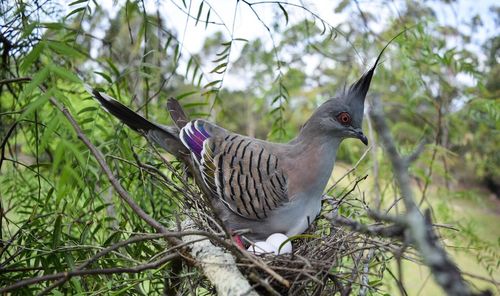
[134,150,402,295]
[180,184,400,295]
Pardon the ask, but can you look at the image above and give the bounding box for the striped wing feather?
[205,135,288,220]
[180,120,289,220]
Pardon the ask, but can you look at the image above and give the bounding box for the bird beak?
[354,128,368,146]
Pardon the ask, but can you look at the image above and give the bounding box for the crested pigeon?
[86,56,378,242]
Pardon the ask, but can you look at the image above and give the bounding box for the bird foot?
[232,234,245,249]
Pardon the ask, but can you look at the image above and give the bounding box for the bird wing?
[180,120,289,220]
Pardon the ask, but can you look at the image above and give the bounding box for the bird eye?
[336,112,352,125]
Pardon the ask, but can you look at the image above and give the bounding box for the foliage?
[0,0,498,294]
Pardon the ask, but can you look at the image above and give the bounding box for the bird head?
[299,31,407,146]
[306,60,379,146]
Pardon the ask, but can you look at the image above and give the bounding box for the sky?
[126,0,497,53]
[70,0,499,89]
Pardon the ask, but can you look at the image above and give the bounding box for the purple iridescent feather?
[180,121,210,159]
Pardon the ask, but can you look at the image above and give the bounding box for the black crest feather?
[344,29,408,127]
[347,28,411,103]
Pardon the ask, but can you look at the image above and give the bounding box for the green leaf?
[66,6,86,19]
[106,59,120,76]
[65,252,76,270]
[53,140,66,173]
[20,41,45,72]
[191,64,199,84]
[334,0,350,13]
[205,8,211,29]
[79,117,96,125]
[195,2,204,26]
[212,54,228,63]
[270,107,282,115]
[183,102,208,109]
[40,111,61,150]
[94,71,112,83]
[201,89,218,97]
[190,112,210,117]
[20,91,50,120]
[52,214,62,249]
[196,73,204,87]
[44,187,55,204]
[41,22,64,30]
[69,0,88,5]
[176,90,198,100]
[277,234,319,254]
[21,22,37,38]
[210,63,227,74]
[278,3,288,25]
[48,41,84,58]
[203,80,222,89]
[50,64,81,83]
[173,44,180,62]
[216,46,230,56]
[185,57,193,77]
[77,106,97,115]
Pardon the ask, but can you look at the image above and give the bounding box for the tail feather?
[85,85,189,158]
[85,85,157,132]
[167,97,189,129]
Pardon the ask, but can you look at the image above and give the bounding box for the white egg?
[266,233,292,255]
[247,241,275,255]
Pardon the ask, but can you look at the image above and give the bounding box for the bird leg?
[232,234,245,249]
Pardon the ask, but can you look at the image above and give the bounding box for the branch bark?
[369,97,485,296]
[327,214,405,238]
[182,219,259,296]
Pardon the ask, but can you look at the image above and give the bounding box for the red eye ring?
[336,112,351,125]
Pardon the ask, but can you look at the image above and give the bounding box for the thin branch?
[181,219,260,296]
[38,234,166,294]
[0,253,179,293]
[45,87,178,240]
[326,214,405,239]
[0,77,32,85]
[461,271,500,288]
[325,147,371,194]
[359,248,375,296]
[405,138,428,164]
[369,96,482,296]
[2,76,258,294]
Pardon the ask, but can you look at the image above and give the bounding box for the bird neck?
[292,119,342,152]
[289,125,342,172]
[286,127,341,196]
[290,131,341,167]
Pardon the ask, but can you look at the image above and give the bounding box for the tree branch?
[0,253,179,293]
[369,96,486,296]
[327,214,405,239]
[181,219,259,296]
[2,77,259,295]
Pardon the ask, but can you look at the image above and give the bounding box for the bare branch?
[369,96,482,296]
[38,234,166,294]
[181,219,259,296]
[0,77,32,85]
[405,138,428,164]
[48,95,177,237]
[0,253,179,293]
[326,213,405,239]
[325,146,371,194]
